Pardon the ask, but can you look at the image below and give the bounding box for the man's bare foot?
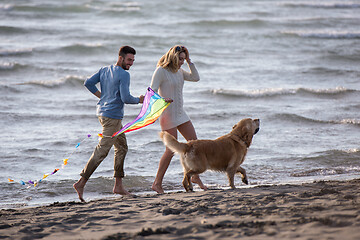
[151,183,164,194]
[73,178,86,202]
[113,187,131,196]
[114,177,131,195]
[191,175,208,191]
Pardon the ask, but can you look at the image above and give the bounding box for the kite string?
[65,134,92,163]
[8,131,121,187]
[8,134,93,188]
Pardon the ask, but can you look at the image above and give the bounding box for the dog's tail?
[159,131,188,154]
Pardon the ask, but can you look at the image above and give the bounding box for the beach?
[1,1,359,238]
[1,0,359,208]
[1,178,359,240]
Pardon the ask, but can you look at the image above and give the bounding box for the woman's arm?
[182,62,200,82]
[150,67,173,102]
[150,67,164,92]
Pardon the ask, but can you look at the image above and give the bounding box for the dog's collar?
[230,134,249,148]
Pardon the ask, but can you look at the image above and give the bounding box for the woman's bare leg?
[152,128,177,194]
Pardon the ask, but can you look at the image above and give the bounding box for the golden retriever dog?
[159,118,260,192]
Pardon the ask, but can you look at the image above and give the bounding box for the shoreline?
[1,178,360,239]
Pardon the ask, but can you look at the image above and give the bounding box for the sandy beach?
[1,179,359,240]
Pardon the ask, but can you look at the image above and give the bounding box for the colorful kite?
[112,87,170,137]
[8,88,170,188]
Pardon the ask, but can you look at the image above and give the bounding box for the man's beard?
[122,61,129,70]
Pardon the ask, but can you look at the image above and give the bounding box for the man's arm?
[84,71,101,97]
[119,73,141,104]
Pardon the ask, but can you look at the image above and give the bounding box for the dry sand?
[1,179,359,240]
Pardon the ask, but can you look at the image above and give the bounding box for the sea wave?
[290,148,360,177]
[283,30,360,39]
[11,3,91,14]
[282,2,360,9]
[273,113,360,126]
[3,1,141,19]
[0,111,95,122]
[0,25,28,34]
[0,48,33,57]
[58,43,107,55]
[0,84,22,93]
[291,167,360,177]
[336,119,360,125]
[17,75,85,88]
[0,4,13,11]
[88,2,141,13]
[211,87,356,98]
[190,19,267,28]
[0,62,24,71]
[303,67,360,76]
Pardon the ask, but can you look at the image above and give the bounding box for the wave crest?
[274,113,360,126]
[0,48,33,57]
[283,2,360,9]
[0,62,24,71]
[18,75,85,88]
[283,30,360,39]
[291,148,360,178]
[211,87,355,98]
[59,43,106,54]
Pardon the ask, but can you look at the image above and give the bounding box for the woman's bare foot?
[151,183,164,194]
[191,175,208,190]
[73,178,87,202]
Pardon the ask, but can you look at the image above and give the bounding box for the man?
[74,46,144,202]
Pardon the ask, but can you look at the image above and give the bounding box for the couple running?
[73,45,207,202]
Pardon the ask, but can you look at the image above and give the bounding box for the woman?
[150,45,207,193]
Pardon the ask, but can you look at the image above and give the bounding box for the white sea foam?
[282,1,360,9]
[0,4,13,11]
[0,48,33,56]
[17,75,86,88]
[283,30,360,39]
[211,87,354,98]
[0,62,15,70]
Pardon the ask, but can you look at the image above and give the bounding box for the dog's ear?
[244,132,253,147]
[240,125,253,147]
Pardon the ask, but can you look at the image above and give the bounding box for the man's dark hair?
[119,46,136,57]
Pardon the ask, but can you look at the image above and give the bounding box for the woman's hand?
[182,46,191,63]
[164,98,173,103]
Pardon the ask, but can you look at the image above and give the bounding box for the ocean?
[1,0,359,209]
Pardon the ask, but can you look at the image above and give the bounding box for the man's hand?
[94,91,101,98]
[139,95,145,103]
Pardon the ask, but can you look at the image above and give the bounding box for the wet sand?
[1,179,360,240]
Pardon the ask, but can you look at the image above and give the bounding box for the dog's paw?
[242,178,249,185]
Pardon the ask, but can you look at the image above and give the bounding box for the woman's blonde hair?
[157,45,187,73]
